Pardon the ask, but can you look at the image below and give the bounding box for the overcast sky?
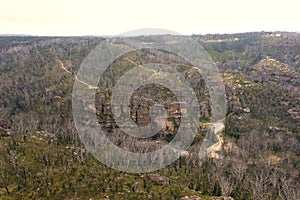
[0,0,299,36]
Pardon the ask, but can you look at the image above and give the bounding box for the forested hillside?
[0,32,299,200]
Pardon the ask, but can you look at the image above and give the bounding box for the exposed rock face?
[255,56,300,94]
[96,96,181,135]
[288,107,300,119]
[242,107,250,113]
[35,172,44,178]
[148,174,170,186]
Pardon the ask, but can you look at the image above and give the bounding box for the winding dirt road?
[56,59,98,90]
[124,58,158,74]
[208,122,225,158]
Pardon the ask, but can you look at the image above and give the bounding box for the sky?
[0,0,299,36]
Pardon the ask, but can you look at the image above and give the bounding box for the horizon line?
[1,30,300,38]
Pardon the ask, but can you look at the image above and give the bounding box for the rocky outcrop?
[148,174,170,186]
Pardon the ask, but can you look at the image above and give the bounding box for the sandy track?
[56,59,98,90]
